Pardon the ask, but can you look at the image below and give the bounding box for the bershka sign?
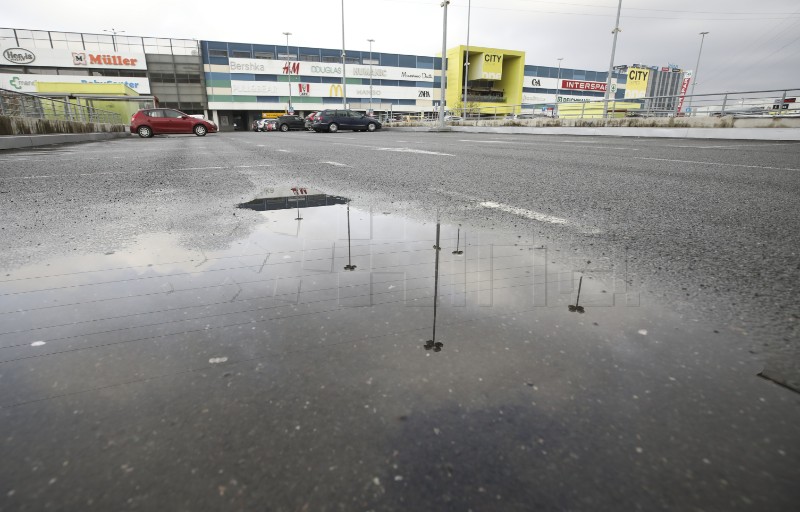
[561,80,607,92]
[0,45,147,70]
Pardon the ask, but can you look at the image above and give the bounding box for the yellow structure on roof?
[445,45,526,115]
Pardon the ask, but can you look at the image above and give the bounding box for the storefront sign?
[228,58,434,82]
[0,44,147,70]
[676,71,692,113]
[624,68,650,99]
[560,79,608,92]
[0,73,151,94]
[229,79,432,100]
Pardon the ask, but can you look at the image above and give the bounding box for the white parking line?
[373,147,454,156]
[632,157,800,171]
[319,161,350,167]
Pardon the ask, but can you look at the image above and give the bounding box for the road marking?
[276,149,290,152]
[459,140,512,143]
[1,165,272,180]
[320,161,350,167]
[632,157,800,171]
[373,147,454,156]
[480,201,569,225]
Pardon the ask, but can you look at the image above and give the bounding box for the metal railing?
[418,87,800,122]
[0,88,123,124]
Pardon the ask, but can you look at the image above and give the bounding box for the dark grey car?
[311,110,382,133]
[276,115,307,132]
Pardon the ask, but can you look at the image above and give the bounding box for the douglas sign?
[3,47,35,64]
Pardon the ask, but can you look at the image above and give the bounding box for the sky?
[5,0,800,93]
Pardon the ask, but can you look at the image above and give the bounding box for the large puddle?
[0,186,796,510]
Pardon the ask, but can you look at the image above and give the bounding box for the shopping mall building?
[1,27,692,130]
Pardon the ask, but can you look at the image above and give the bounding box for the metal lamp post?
[283,32,293,114]
[555,57,563,117]
[367,38,375,115]
[602,0,622,119]
[462,0,471,120]
[688,31,709,117]
[341,0,347,107]
[439,0,450,129]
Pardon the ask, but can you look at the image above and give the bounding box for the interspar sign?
[0,44,147,70]
[676,71,692,113]
[561,80,611,92]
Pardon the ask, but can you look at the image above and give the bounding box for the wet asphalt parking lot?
[0,130,799,510]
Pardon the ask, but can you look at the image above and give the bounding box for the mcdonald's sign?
[328,84,343,97]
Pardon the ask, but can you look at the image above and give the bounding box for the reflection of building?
[237,188,348,212]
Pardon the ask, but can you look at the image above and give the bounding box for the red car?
[130,108,217,138]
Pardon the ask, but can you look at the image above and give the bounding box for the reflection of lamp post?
[687,31,709,117]
[344,202,356,271]
[103,28,125,52]
[555,57,563,117]
[568,276,585,313]
[294,188,303,221]
[602,0,623,119]
[424,222,444,352]
[452,225,463,255]
[367,38,375,115]
[283,32,293,114]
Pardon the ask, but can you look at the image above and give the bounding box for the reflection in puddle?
[0,191,794,510]
[237,188,348,212]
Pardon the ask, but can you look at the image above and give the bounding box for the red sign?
[282,61,300,75]
[676,75,692,113]
[561,80,607,92]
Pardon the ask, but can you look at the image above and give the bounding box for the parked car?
[276,115,307,132]
[311,110,382,133]
[443,115,462,121]
[304,112,319,130]
[264,120,277,131]
[131,108,217,138]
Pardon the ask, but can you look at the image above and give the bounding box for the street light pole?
[283,32,293,114]
[341,0,347,107]
[688,31,709,117]
[103,28,125,52]
[439,0,450,129]
[602,0,622,119]
[367,38,375,115]
[462,0,471,120]
[555,57,563,117]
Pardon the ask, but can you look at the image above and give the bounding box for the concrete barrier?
[0,131,131,150]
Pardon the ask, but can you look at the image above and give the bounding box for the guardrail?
[439,88,800,121]
[0,88,123,125]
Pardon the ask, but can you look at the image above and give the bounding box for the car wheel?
[367,123,376,132]
[194,124,207,136]
[137,126,153,138]
[280,124,289,132]
[328,123,339,133]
